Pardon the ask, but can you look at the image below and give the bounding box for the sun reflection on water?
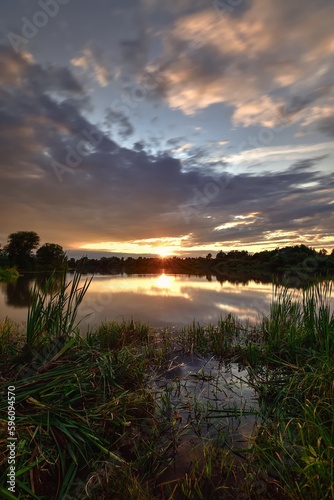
[155,272,175,289]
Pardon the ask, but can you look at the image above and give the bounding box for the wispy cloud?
[71,46,114,87]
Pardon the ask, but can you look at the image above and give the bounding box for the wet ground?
[151,352,259,483]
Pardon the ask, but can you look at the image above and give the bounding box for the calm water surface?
[0,272,277,328]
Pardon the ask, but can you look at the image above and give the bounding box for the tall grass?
[0,317,24,361]
[254,281,334,364]
[89,319,150,350]
[177,313,247,358]
[26,271,92,348]
[248,281,334,498]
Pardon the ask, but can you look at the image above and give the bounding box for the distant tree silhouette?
[5,231,40,268]
[36,243,67,270]
[216,251,226,260]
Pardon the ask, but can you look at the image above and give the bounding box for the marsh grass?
[88,318,150,350]
[0,317,25,362]
[176,313,251,359]
[25,272,92,349]
[247,281,334,499]
[261,281,334,359]
[1,278,334,498]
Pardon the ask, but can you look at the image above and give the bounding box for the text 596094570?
[7,385,16,494]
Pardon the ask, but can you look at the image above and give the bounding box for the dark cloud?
[290,155,329,172]
[120,38,147,71]
[105,108,134,139]
[225,0,252,18]
[133,141,145,151]
[317,114,334,138]
[280,87,332,120]
[166,137,185,147]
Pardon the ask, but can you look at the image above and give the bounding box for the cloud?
[317,113,334,138]
[71,46,116,87]
[0,47,31,84]
[226,143,334,168]
[232,95,283,128]
[146,0,334,131]
[0,45,83,94]
[105,108,134,139]
[166,137,185,147]
[0,43,333,253]
[281,87,333,119]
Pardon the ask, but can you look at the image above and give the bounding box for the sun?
[156,246,171,258]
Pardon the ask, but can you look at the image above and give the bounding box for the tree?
[5,231,40,268]
[0,243,9,267]
[216,251,226,260]
[36,243,67,270]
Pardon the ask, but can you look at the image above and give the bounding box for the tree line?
[72,244,334,277]
[0,231,67,271]
[1,231,333,277]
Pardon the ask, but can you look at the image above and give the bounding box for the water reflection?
[0,273,65,323]
[4,278,32,308]
[1,273,332,328]
[68,274,275,328]
[154,354,258,483]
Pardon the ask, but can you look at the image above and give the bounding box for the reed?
[25,271,92,349]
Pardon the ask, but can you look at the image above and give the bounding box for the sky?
[0,0,333,258]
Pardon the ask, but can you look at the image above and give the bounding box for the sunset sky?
[0,0,333,258]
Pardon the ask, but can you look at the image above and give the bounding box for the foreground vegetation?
[0,267,20,281]
[0,274,333,498]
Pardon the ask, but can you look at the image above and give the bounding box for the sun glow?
[155,273,174,289]
[156,246,171,258]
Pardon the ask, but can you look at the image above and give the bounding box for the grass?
[0,276,333,498]
[25,271,92,348]
[247,282,334,499]
[0,334,155,497]
[0,267,20,281]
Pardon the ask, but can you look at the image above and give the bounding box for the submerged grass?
[0,277,333,498]
[0,267,20,281]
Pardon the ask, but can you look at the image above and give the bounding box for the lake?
[0,272,281,329]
